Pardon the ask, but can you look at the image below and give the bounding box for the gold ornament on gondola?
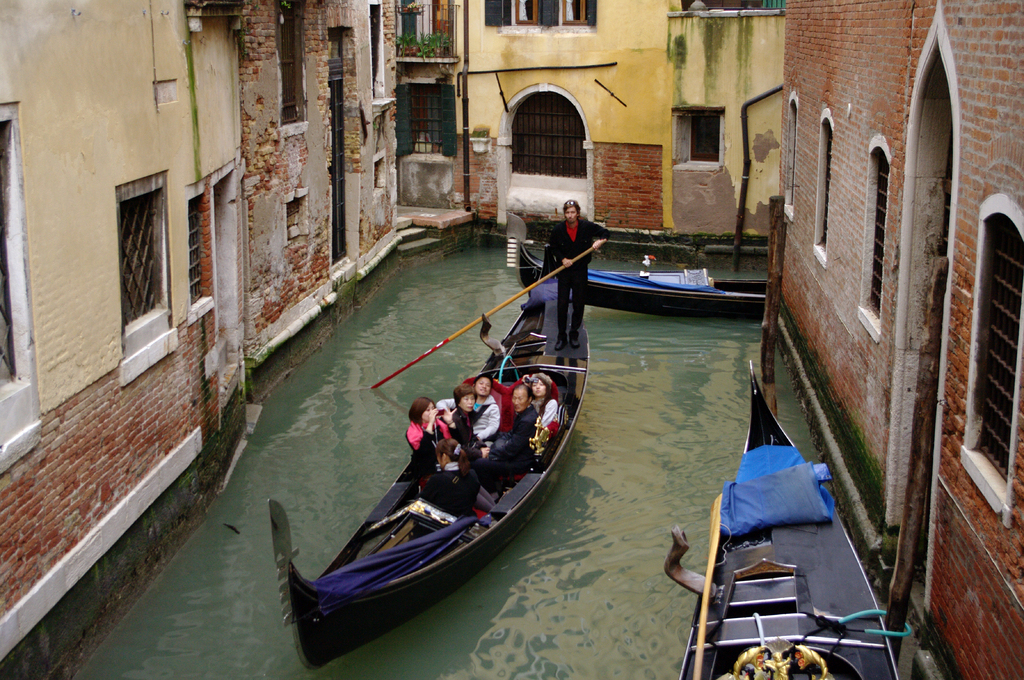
[728,640,830,680]
[529,416,549,454]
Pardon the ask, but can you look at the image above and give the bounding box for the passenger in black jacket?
[548,199,608,350]
[472,384,539,492]
[419,439,493,516]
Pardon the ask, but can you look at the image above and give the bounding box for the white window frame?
[117,172,176,386]
[0,104,41,472]
[672,109,724,169]
[813,109,834,266]
[857,137,892,342]
[784,92,798,221]
[962,195,1024,527]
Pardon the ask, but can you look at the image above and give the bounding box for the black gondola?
[269,297,589,667]
[508,217,766,320]
[667,366,902,680]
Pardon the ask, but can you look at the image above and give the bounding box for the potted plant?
[418,32,451,58]
[397,32,419,56]
[401,2,423,13]
[471,126,490,154]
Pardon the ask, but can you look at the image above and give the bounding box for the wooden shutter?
[587,0,597,26]
[396,84,413,156]
[485,0,510,26]
[540,0,558,26]
[441,85,457,157]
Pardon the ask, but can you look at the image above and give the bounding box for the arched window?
[512,93,586,178]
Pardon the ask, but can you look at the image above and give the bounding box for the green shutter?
[396,83,412,157]
[485,0,509,26]
[587,0,597,26]
[441,85,457,157]
[540,0,558,26]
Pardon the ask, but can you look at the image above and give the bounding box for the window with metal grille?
[817,120,832,248]
[512,93,586,178]
[119,189,160,327]
[868,151,889,313]
[187,195,203,304]
[0,122,13,381]
[280,2,304,124]
[978,214,1022,477]
[410,84,444,154]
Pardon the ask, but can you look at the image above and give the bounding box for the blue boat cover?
[721,445,835,536]
[588,269,724,295]
[313,516,477,614]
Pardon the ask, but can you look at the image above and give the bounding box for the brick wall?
[593,142,663,230]
[452,136,499,219]
[0,311,221,614]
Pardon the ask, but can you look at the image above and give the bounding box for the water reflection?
[77,248,810,680]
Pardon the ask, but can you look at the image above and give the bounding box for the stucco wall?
[668,12,785,235]
[0,1,240,411]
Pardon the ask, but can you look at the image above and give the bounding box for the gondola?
[268,296,589,667]
[665,365,904,680]
[507,216,765,320]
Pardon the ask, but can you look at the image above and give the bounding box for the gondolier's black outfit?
[549,218,609,347]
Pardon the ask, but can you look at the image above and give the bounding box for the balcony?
[396,2,458,60]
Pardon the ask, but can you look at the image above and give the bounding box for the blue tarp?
[720,445,835,536]
[313,516,477,615]
[588,269,724,295]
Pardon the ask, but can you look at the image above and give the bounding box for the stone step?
[397,237,441,254]
[399,209,473,230]
[395,215,415,230]
[397,226,428,239]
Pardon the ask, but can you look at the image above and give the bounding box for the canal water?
[77,247,813,680]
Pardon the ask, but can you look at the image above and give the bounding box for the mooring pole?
[760,196,786,414]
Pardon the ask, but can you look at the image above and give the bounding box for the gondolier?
[549,199,608,350]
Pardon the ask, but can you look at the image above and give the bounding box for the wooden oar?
[370,245,597,389]
[692,494,723,680]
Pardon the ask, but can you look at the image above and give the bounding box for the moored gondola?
[665,365,905,680]
[507,216,766,320]
[269,296,589,667]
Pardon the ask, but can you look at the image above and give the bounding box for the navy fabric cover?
[720,461,835,536]
[313,516,476,614]
[522,280,558,310]
[588,269,723,295]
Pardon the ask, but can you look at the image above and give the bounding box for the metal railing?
[396,2,458,59]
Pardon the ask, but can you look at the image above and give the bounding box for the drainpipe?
[733,84,783,271]
[462,0,470,211]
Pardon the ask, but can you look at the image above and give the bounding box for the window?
[396,83,457,157]
[0,105,41,465]
[963,201,1024,518]
[485,0,596,27]
[280,1,304,124]
[187,194,204,304]
[119,182,164,327]
[785,97,797,208]
[867,150,889,314]
[512,92,586,178]
[814,114,834,255]
[673,109,723,165]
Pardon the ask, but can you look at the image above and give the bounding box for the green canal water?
[77,247,813,680]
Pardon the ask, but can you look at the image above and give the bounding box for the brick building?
[240,0,399,397]
[780,1,1024,677]
[0,2,247,675]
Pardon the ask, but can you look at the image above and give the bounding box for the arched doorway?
[498,86,593,222]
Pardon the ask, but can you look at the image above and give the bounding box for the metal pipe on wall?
[733,84,783,271]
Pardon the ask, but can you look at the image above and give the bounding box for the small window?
[280,1,304,124]
[815,117,833,251]
[868,150,889,313]
[673,109,723,165]
[0,121,14,382]
[563,0,587,23]
[118,182,165,327]
[785,98,797,207]
[516,0,537,24]
[187,195,204,304]
[487,0,597,27]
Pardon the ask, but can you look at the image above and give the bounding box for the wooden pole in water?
[760,196,786,415]
[886,257,948,654]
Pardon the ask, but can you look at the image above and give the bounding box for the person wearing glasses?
[548,199,608,351]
